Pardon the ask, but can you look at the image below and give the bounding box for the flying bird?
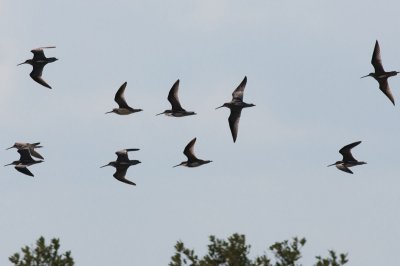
[216,76,255,142]
[174,138,212,168]
[18,46,58,89]
[101,149,141,185]
[361,40,399,105]
[156,79,196,117]
[6,142,44,160]
[5,148,44,177]
[106,82,143,115]
[328,141,366,174]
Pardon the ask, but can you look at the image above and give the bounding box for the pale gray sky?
[1,0,400,265]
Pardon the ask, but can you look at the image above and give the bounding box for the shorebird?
[328,141,366,174]
[18,46,58,89]
[174,138,212,168]
[105,82,143,115]
[216,76,255,142]
[361,40,399,105]
[5,148,43,177]
[101,149,141,185]
[156,79,196,117]
[6,142,44,160]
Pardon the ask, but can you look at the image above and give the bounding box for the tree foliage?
[169,233,348,266]
[9,236,74,266]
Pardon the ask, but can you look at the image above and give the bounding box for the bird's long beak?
[360,74,370,78]
[17,62,26,66]
[173,163,182,168]
[156,112,164,116]
[327,163,336,167]
[215,105,224,110]
[100,164,109,168]
[4,163,13,166]
[6,146,13,150]
[105,111,113,114]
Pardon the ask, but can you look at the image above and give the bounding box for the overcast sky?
[1,0,400,265]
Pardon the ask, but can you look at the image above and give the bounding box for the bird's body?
[157,79,196,117]
[328,141,366,174]
[361,40,399,105]
[101,149,141,185]
[7,142,44,159]
[106,82,142,115]
[18,47,58,89]
[216,76,255,142]
[5,148,43,177]
[174,138,212,168]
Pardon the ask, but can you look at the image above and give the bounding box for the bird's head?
[105,109,117,114]
[4,161,18,167]
[100,162,115,168]
[173,162,186,168]
[216,103,229,109]
[156,110,169,116]
[327,161,341,167]
[6,144,17,150]
[361,73,374,79]
[17,59,32,66]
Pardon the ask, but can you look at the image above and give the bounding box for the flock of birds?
[6,39,399,183]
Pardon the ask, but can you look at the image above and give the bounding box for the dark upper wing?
[31,49,47,61]
[31,46,56,61]
[113,165,136,185]
[29,148,44,160]
[116,150,130,162]
[339,141,361,162]
[15,164,34,177]
[115,82,131,108]
[31,142,41,147]
[228,108,242,143]
[336,164,353,174]
[30,63,51,89]
[183,138,198,162]
[378,78,395,105]
[232,76,247,101]
[168,79,185,112]
[18,148,34,162]
[371,40,385,74]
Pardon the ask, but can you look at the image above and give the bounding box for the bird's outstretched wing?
[371,40,385,74]
[15,165,34,177]
[183,138,198,162]
[339,141,361,162]
[31,49,46,61]
[232,76,247,101]
[31,47,55,61]
[17,148,34,162]
[113,165,136,185]
[336,164,353,174]
[29,148,44,160]
[115,149,139,162]
[378,78,395,105]
[228,109,242,143]
[30,63,51,89]
[115,82,131,109]
[116,150,130,162]
[168,79,185,112]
